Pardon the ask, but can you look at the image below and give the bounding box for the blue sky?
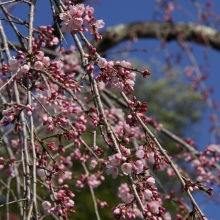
[2,0,220,218]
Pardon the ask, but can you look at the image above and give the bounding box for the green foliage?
[133,58,205,135]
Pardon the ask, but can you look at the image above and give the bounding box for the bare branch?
[93,22,220,52]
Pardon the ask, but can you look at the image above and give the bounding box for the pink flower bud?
[27,110,32,116]
[52,37,59,45]
[2,109,9,116]
[42,56,50,67]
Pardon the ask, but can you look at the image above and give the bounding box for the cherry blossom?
[34,61,44,70]
[89,19,105,34]
[135,148,145,159]
[106,165,119,179]
[144,189,153,200]
[0,1,218,219]
[147,177,156,185]
[121,162,132,175]
[20,64,30,73]
[98,57,107,68]
[9,57,20,69]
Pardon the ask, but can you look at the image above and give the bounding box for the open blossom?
[135,149,145,159]
[106,165,119,179]
[42,201,51,210]
[42,201,52,214]
[52,37,59,45]
[9,58,20,70]
[90,19,105,34]
[109,153,122,166]
[98,58,107,68]
[120,60,131,68]
[164,212,172,220]
[121,162,132,175]
[118,183,134,203]
[34,61,44,70]
[42,56,50,67]
[69,3,85,16]
[59,11,70,20]
[148,200,162,214]
[106,76,124,92]
[60,20,74,34]
[126,79,135,87]
[73,17,83,26]
[133,160,143,174]
[35,51,44,60]
[147,177,155,185]
[20,64,30,73]
[85,5,94,15]
[89,158,98,170]
[87,174,101,188]
[128,71,136,80]
[144,189,153,200]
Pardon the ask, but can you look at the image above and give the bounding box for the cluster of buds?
[125,97,148,127]
[0,157,16,178]
[1,104,34,127]
[115,182,171,220]
[35,25,59,49]
[42,185,75,219]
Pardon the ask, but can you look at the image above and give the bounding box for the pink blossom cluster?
[96,59,137,93]
[1,104,34,128]
[118,183,134,203]
[157,1,174,22]
[185,152,218,186]
[87,174,102,188]
[115,183,172,220]
[113,121,144,143]
[4,50,50,82]
[34,83,82,122]
[106,150,146,179]
[59,46,80,72]
[7,48,81,96]
[0,2,218,219]
[11,139,21,155]
[59,3,104,40]
[0,157,16,178]
[145,116,163,132]
[45,61,83,93]
[42,185,75,219]
[1,107,16,126]
[42,114,71,134]
[98,108,145,142]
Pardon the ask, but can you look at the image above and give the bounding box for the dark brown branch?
[92,21,220,52]
[3,22,220,59]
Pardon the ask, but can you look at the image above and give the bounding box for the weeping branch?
[92,21,220,52]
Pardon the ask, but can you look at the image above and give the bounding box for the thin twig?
[27,0,38,219]
[121,91,206,219]
[82,163,101,220]
[0,198,27,208]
